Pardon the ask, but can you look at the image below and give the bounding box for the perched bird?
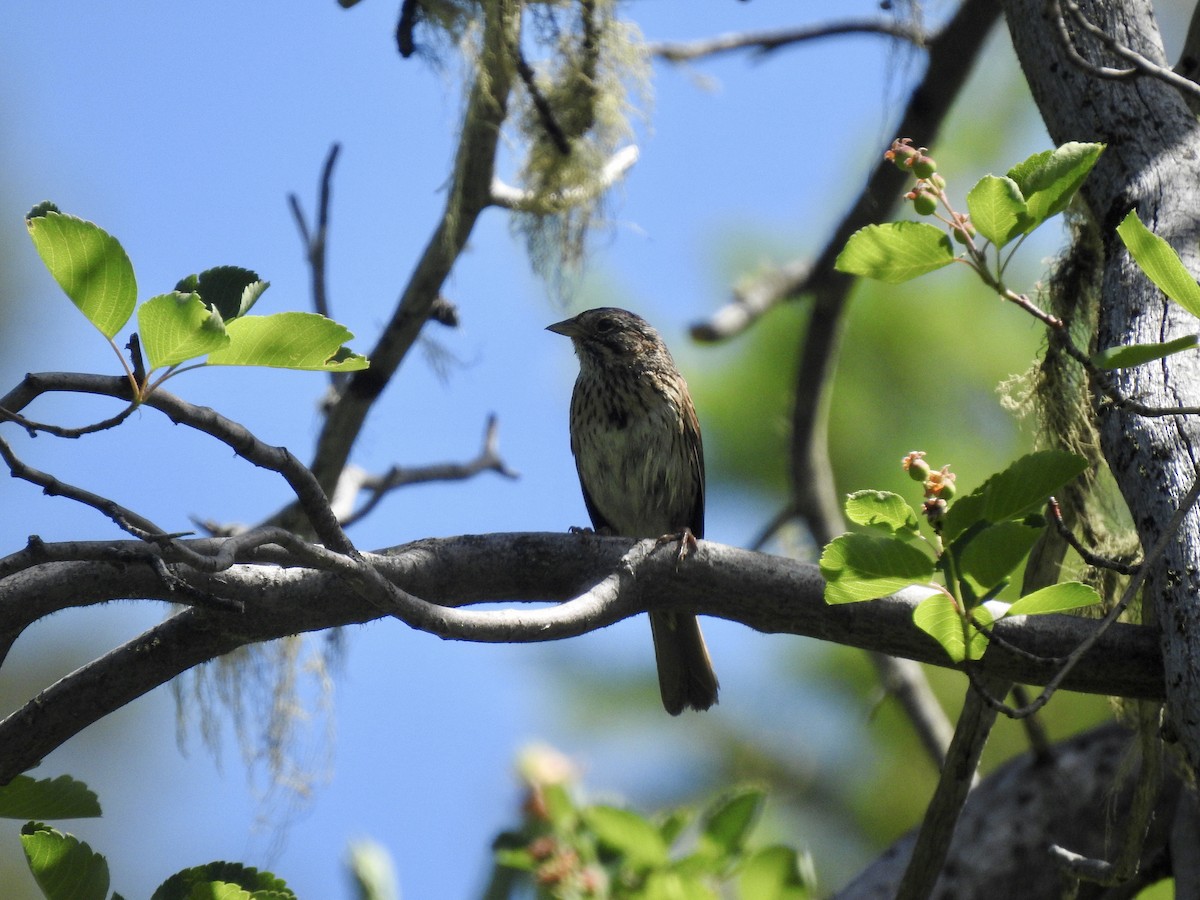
[547,307,719,715]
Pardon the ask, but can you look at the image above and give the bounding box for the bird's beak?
[546,318,582,338]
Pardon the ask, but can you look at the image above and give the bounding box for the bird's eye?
[595,316,617,334]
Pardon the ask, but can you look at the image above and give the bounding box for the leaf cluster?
[821,450,1100,663]
[1,775,296,900]
[25,203,368,398]
[491,779,812,900]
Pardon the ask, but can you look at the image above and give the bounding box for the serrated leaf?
[957,521,1043,592]
[20,822,109,900]
[205,313,369,371]
[174,267,268,321]
[1007,142,1104,231]
[913,593,970,663]
[834,221,956,284]
[138,292,230,369]
[844,491,920,535]
[820,533,936,604]
[0,775,101,820]
[1116,211,1200,319]
[1005,581,1101,617]
[966,175,1032,248]
[942,451,1087,541]
[26,207,137,338]
[738,846,814,900]
[980,450,1089,523]
[582,805,669,870]
[151,862,293,900]
[697,788,764,860]
[184,883,252,900]
[1093,334,1199,369]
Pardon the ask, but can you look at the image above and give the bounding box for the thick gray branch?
[0,533,1163,784]
[835,722,1180,899]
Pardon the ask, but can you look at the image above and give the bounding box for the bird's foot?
[656,527,698,567]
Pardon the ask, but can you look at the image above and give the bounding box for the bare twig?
[289,143,344,392]
[333,414,518,527]
[0,401,138,438]
[2,372,355,555]
[648,18,927,64]
[975,469,1200,720]
[689,0,1000,343]
[1047,496,1139,575]
[490,146,640,211]
[1051,0,1200,103]
[514,42,571,156]
[0,433,168,538]
[296,0,523,531]
[288,142,340,322]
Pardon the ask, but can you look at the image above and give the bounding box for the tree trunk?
[1002,0,1200,775]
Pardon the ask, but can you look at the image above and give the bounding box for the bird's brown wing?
[684,395,705,540]
[577,471,614,534]
[569,389,616,534]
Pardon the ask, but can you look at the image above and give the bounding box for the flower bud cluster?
[902,450,957,523]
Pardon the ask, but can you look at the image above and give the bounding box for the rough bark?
[835,722,1182,899]
[1003,0,1200,773]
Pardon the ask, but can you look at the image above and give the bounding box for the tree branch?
[294,0,523,529]
[834,722,1179,898]
[0,532,1165,784]
[647,19,927,64]
[2,372,356,555]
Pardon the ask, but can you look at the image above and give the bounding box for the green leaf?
[183,884,251,900]
[492,847,537,873]
[205,313,369,371]
[0,775,101,820]
[138,292,230,369]
[1116,210,1200,319]
[658,807,693,846]
[844,491,920,536]
[969,602,1001,660]
[820,533,935,604]
[1093,334,1199,369]
[1005,581,1101,617]
[640,869,717,900]
[1007,142,1104,231]
[965,175,1032,248]
[20,822,109,900]
[175,267,269,321]
[834,221,956,284]
[980,450,1089,523]
[738,846,813,900]
[582,805,669,870]
[957,521,1043,592]
[941,451,1087,540]
[26,205,138,338]
[939,492,985,543]
[913,593,969,663]
[151,862,293,900]
[697,788,764,860]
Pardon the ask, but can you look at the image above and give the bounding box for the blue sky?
[6,1,1184,897]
